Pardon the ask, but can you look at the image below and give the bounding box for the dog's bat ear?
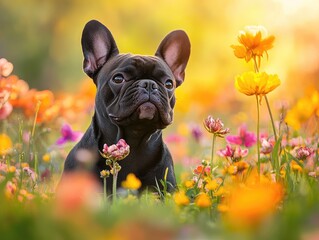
[81,20,119,79]
[155,30,190,87]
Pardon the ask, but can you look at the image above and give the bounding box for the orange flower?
[221,182,283,228]
[23,90,60,123]
[195,193,212,208]
[231,25,275,66]
[55,172,101,214]
[0,133,13,155]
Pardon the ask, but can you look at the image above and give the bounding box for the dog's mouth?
[109,101,171,128]
[137,102,157,120]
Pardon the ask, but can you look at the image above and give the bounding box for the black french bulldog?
[63,20,190,192]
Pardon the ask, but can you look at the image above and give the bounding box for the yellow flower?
[195,193,212,208]
[7,166,16,173]
[235,71,280,100]
[173,190,190,206]
[285,90,319,131]
[205,178,221,191]
[121,173,142,190]
[184,180,195,189]
[291,160,303,173]
[214,186,225,197]
[0,133,12,155]
[231,26,275,65]
[42,153,51,163]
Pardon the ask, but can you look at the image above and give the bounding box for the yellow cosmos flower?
[231,25,275,65]
[0,133,12,155]
[173,190,190,206]
[121,173,141,190]
[235,71,280,101]
[195,193,212,208]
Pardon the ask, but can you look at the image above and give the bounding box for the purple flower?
[56,124,83,146]
[226,124,256,148]
[190,124,203,142]
[101,139,130,161]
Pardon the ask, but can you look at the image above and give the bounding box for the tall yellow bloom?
[231,25,275,65]
[235,71,280,101]
[0,133,12,155]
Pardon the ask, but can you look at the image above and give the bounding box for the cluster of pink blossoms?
[101,139,130,161]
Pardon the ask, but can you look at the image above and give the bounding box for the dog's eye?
[165,79,174,90]
[112,74,124,84]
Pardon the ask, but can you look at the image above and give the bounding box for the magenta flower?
[56,124,83,146]
[101,139,130,161]
[203,115,229,137]
[226,124,256,148]
[217,145,248,160]
[190,124,203,142]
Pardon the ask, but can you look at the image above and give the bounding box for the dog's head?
[81,20,190,132]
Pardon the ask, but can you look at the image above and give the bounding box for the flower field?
[1,2,319,239]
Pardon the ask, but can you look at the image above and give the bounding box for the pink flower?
[165,134,186,144]
[102,139,130,161]
[0,58,14,77]
[23,167,37,182]
[0,90,12,120]
[217,145,248,160]
[56,124,83,146]
[260,138,273,154]
[203,115,229,137]
[226,124,256,147]
[295,147,314,160]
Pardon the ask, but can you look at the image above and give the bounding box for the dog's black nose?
[138,80,158,92]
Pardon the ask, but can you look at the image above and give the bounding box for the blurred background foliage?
[1,0,319,120]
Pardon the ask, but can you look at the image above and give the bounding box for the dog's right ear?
[81,20,119,79]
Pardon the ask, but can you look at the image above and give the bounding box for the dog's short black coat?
[63,20,190,192]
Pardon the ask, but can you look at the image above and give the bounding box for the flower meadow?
[1,27,319,240]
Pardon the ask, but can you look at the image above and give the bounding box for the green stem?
[103,177,107,204]
[253,57,278,142]
[264,95,278,142]
[211,134,217,176]
[112,163,118,203]
[256,95,261,176]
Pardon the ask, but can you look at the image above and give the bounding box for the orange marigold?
[231,26,275,66]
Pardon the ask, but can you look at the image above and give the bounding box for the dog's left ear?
[155,30,191,87]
